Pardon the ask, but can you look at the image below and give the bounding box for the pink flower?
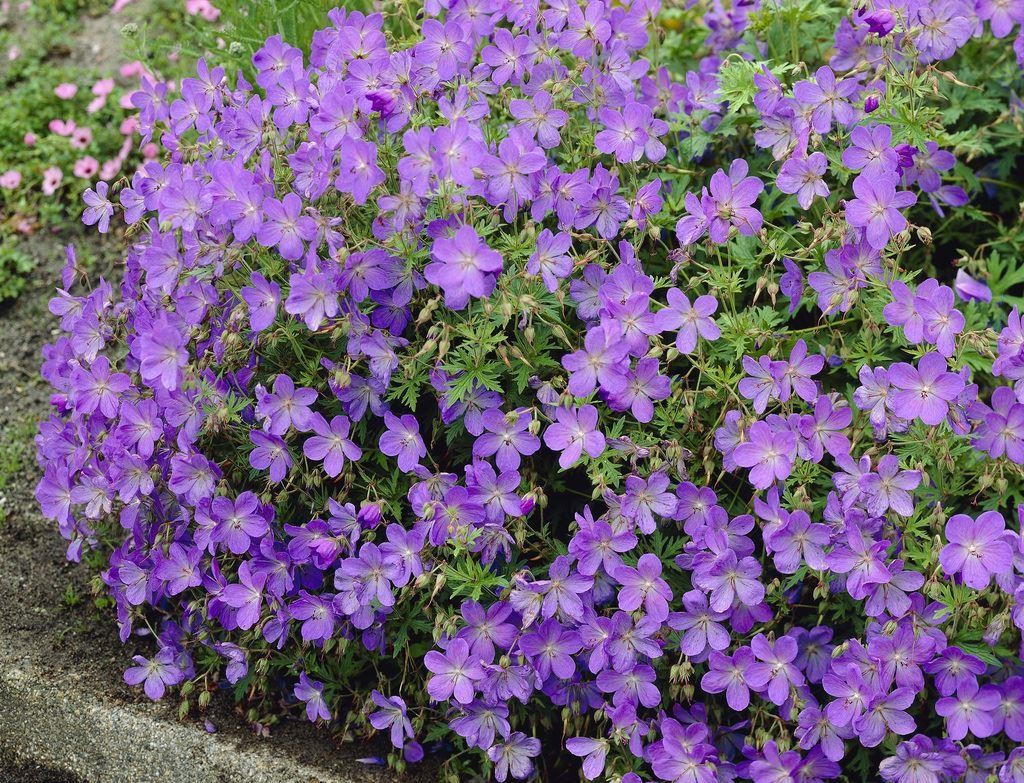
[91,78,115,96]
[73,157,100,179]
[23,132,36,146]
[186,0,220,20]
[42,167,63,196]
[7,47,21,61]
[99,159,121,181]
[54,82,78,99]
[119,60,144,78]
[0,170,22,189]
[49,119,76,136]
[70,126,93,150]
[86,96,107,114]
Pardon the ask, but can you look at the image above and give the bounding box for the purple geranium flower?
[845,174,917,250]
[543,404,606,468]
[733,421,797,489]
[379,412,427,473]
[939,511,1014,589]
[123,648,184,700]
[303,413,361,477]
[295,673,331,722]
[888,351,965,425]
[425,638,483,705]
[424,225,503,310]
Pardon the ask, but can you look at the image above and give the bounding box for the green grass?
[0,415,37,491]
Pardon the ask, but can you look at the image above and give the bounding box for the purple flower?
[701,646,770,710]
[220,560,267,630]
[241,272,281,332]
[595,102,652,163]
[449,700,511,750]
[853,687,917,747]
[738,354,785,413]
[796,706,850,761]
[842,125,899,179]
[793,66,859,133]
[613,553,672,621]
[424,225,503,310]
[284,268,339,331]
[939,511,1014,589]
[917,283,964,357]
[750,632,805,705]
[71,356,130,418]
[543,404,605,469]
[519,618,582,679]
[776,152,830,209]
[335,139,384,205]
[509,91,567,149]
[845,174,917,250]
[733,421,797,489]
[487,732,540,782]
[425,638,484,705]
[778,339,824,403]
[658,289,721,354]
[566,737,609,781]
[379,412,427,473]
[955,269,993,302]
[82,181,115,233]
[706,159,764,242]
[211,492,268,555]
[826,525,892,598]
[256,374,317,435]
[668,589,730,656]
[620,472,677,534]
[526,229,573,292]
[767,510,829,573]
[303,413,361,477]
[860,455,921,517]
[562,324,629,397]
[535,555,593,622]
[888,351,965,425]
[249,430,292,482]
[780,257,804,314]
[257,192,316,261]
[137,314,188,391]
[936,681,1000,740]
[973,386,1024,462]
[123,648,184,700]
[289,590,337,642]
[924,647,986,696]
[799,395,853,461]
[458,600,517,662]
[369,691,414,749]
[696,549,766,611]
[295,673,331,722]
[568,515,637,576]
[607,357,671,423]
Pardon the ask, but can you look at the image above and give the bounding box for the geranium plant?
[35,0,1024,781]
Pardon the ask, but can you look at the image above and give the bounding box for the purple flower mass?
[35,0,1024,781]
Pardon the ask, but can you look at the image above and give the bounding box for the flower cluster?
[35,0,1024,781]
